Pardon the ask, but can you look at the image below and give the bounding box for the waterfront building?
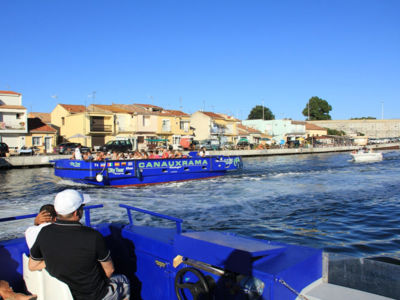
[0,91,28,151]
[50,104,86,143]
[26,118,57,153]
[157,109,194,148]
[242,119,306,143]
[237,124,263,145]
[190,111,240,144]
[305,122,327,138]
[51,104,114,148]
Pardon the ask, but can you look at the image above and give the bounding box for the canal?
[1,151,400,259]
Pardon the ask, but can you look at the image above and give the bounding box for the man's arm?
[100,259,114,278]
[28,257,46,271]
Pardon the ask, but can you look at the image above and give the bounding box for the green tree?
[350,117,376,120]
[247,105,275,120]
[302,96,332,120]
[326,128,346,136]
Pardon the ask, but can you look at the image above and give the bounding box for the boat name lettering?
[108,167,125,174]
[138,159,208,169]
[70,162,81,168]
[233,157,241,167]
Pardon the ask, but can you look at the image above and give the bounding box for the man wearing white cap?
[28,189,130,300]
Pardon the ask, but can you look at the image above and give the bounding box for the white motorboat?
[351,149,383,162]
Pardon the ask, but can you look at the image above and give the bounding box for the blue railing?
[0,204,104,227]
[119,204,183,234]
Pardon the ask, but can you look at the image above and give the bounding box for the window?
[162,119,170,132]
[143,116,150,127]
[180,121,189,132]
[173,136,180,145]
[32,137,41,146]
[62,117,65,126]
[16,114,22,119]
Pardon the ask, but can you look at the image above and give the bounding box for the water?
[1,151,400,259]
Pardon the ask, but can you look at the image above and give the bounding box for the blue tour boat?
[52,154,243,187]
[0,204,399,299]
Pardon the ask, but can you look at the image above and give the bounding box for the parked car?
[55,143,91,154]
[221,142,235,150]
[0,142,9,157]
[236,140,254,150]
[18,146,40,156]
[199,139,220,150]
[100,139,133,153]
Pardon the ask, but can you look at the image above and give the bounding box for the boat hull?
[53,156,243,187]
[351,152,383,162]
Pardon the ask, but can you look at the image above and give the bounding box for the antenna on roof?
[179,96,183,111]
[88,91,96,105]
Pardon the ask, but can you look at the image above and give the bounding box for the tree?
[247,105,275,120]
[350,117,376,120]
[302,96,332,120]
[326,128,346,136]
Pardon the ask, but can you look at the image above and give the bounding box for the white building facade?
[0,91,28,150]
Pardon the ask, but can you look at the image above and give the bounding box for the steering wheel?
[174,267,211,300]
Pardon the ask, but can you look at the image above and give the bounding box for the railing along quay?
[0,143,398,169]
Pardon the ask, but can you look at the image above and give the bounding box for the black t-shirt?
[30,220,111,300]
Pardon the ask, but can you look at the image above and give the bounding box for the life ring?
[96,173,104,182]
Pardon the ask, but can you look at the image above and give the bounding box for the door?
[45,137,52,153]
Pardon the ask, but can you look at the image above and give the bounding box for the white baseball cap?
[54,189,91,215]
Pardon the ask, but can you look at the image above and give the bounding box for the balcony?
[90,125,112,132]
[0,122,26,132]
[211,126,225,134]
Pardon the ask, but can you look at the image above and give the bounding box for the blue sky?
[1,0,399,120]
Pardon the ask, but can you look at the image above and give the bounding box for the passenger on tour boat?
[83,151,93,161]
[74,145,82,160]
[0,280,35,300]
[141,149,149,159]
[133,151,142,159]
[95,151,106,161]
[25,204,57,249]
[148,150,156,159]
[161,148,169,159]
[198,147,209,157]
[29,189,130,300]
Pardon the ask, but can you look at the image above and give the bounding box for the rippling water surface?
[1,151,400,259]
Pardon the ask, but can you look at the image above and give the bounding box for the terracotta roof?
[291,120,306,125]
[201,111,224,120]
[133,104,164,110]
[0,105,26,110]
[160,110,190,117]
[0,91,21,96]
[113,104,157,115]
[237,123,261,134]
[306,122,326,131]
[89,104,131,113]
[218,113,241,122]
[60,104,86,113]
[28,118,57,132]
[28,112,51,123]
[238,128,248,135]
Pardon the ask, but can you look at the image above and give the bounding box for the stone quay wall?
[309,120,400,138]
[1,143,398,169]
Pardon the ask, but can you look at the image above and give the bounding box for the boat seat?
[174,231,286,275]
[22,254,73,300]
